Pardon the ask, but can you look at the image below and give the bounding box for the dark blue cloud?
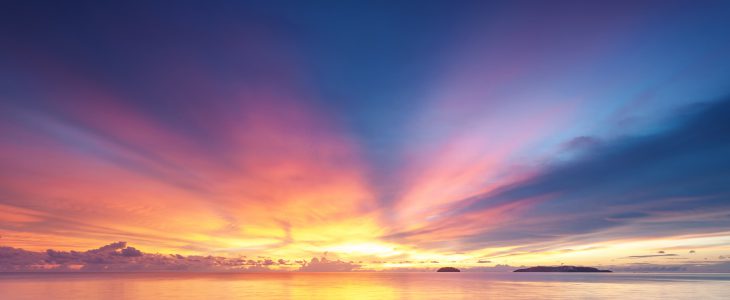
[419,98,730,249]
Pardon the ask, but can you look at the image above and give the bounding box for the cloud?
[0,242,375,272]
[612,261,730,273]
[462,264,518,273]
[391,98,730,251]
[94,242,127,253]
[298,256,361,272]
[613,265,686,272]
[0,246,47,270]
[121,247,142,257]
[624,254,678,259]
[0,242,282,272]
[0,35,378,257]
[562,136,602,152]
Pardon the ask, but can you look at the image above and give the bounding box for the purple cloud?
[0,242,373,272]
[298,256,361,272]
[1,242,272,272]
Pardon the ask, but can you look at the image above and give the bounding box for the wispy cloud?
[385,98,730,253]
[624,254,679,259]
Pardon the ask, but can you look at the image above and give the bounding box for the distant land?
[436,267,461,272]
[514,266,612,273]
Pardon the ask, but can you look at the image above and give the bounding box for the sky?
[1,0,730,272]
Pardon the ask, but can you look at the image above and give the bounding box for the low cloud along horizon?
[2,241,730,273]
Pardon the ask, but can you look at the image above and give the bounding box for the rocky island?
[514,266,611,273]
[436,267,461,272]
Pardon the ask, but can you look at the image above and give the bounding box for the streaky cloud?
[624,254,679,259]
[386,97,730,252]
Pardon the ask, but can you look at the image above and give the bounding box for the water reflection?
[1,272,729,300]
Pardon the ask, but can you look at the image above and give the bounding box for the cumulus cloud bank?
[298,256,361,272]
[0,242,364,272]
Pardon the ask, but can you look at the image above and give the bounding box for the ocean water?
[1,272,729,300]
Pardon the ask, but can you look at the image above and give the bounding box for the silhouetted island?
[436,267,461,272]
[514,266,611,272]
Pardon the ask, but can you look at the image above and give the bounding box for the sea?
[1,272,729,299]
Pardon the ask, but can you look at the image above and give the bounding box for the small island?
[436,267,461,272]
[514,266,611,273]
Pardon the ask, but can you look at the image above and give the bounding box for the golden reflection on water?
[1,272,730,300]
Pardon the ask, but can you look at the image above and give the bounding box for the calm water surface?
[1,272,729,299]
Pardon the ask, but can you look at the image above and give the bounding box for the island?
[513,266,611,273]
[436,267,461,272]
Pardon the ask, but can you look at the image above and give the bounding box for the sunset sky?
[2,1,730,272]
